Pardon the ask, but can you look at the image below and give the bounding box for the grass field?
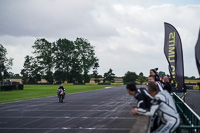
[0,85,117,103]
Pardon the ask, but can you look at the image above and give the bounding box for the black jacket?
[164,82,172,93]
[134,88,153,110]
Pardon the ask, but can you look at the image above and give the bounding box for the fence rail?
[173,92,200,133]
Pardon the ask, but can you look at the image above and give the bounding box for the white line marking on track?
[0,116,136,120]
[0,127,131,131]
[4,109,129,112]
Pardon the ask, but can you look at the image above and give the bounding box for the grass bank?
[0,85,117,103]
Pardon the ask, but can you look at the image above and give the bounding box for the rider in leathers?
[57,85,65,99]
[126,82,152,109]
[134,87,152,109]
[131,82,180,133]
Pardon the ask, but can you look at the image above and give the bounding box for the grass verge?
[0,85,117,103]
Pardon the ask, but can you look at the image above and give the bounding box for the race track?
[0,86,138,133]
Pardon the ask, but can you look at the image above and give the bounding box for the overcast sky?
[0,0,200,77]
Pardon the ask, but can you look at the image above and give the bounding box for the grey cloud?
[0,0,200,77]
[0,0,118,39]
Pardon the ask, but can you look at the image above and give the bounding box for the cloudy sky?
[0,0,200,77]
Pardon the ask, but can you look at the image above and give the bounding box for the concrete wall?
[129,115,150,133]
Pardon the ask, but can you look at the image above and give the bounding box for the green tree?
[7,72,22,79]
[32,39,54,83]
[21,37,98,84]
[190,76,196,80]
[74,38,98,83]
[0,44,13,83]
[92,61,100,83]
[103,68,115,83]
[21,56,32,83]
[184,76,189,80]
[53,38,75,83]
[138,72,147,85]
[21,55,42,83]
[69,58,83,83]
[12,74,21,79]
[123,71,138,83]
[8,72,15,78]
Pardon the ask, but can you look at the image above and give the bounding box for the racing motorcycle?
[58,88,64,103]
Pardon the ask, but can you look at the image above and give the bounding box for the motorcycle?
[58,88,64,103]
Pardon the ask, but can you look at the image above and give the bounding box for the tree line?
[1,38,199,85]
[20,38,99,84]
[0,40,147,84]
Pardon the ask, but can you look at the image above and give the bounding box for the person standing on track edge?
[131,82,180,133]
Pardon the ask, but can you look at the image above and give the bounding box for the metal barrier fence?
[0,84,24,91]
[173,92,200,133]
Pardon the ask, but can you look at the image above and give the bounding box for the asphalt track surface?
[0,86,138,133]
[185,89,200,116]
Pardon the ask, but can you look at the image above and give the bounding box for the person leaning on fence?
[126,82,152,110]
[147,75,162,132]
[131,82,180,133]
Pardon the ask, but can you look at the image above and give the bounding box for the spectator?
[148,75,155,83]
[163,75,172,93]
[167,74,172,84]
[147,75,162,131]
[131,82,180,133]
[150,68,160,81]
[147,75,163,92]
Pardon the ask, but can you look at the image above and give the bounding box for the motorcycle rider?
[57,84,65,99]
